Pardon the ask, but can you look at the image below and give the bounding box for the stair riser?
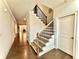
[41,32,54,35]
[37,37,48,42]
[31,42,43,53]
[39,38,48,43]
[40,32,53,35]
[43,30,54,32]
[40,33,53,36]
[46,27,53,29]
[34,40,45,48]
[39,34,51,39]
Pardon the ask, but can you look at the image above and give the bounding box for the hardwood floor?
[6,33,73,59]
[39,49,73,59]
[6,33,39,59]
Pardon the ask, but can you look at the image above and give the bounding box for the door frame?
[56,12,78,59]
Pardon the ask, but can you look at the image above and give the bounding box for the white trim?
[73,12,77,59]
[58,11,78,19]
[55,12,78,59]
[75,11,78,59]
[54,18,59,48]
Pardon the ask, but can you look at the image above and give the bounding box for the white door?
[59,14,75,56]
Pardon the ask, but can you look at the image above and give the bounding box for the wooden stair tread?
[38,38,48,43]
[41,31,54,35]
[31,42,42,54]
[38,35,48,41]
[34,40,45,48]
[46,27,53,29]
[44,28,55,32]
[39,33,51,39]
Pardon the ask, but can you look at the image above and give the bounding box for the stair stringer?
[39,35,55,56]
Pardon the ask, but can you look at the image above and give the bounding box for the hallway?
[6,33,38,59]
[0,0,78,59]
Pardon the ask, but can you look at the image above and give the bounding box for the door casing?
[55,12,77,59]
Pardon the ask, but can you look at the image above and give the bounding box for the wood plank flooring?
[39,49,73,59]
[6,33,73,59]
[6,33,38,59]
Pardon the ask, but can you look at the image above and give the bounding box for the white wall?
[54,0,77,48]
[0,0,16,59]
[53,0,78,58]
[29,11,46,44]
[54,0,77,18]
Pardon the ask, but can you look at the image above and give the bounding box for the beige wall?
[38,4,53,24]
[0,0,16,59]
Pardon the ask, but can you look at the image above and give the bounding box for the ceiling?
[6,0,36,25]
[36,0,65,9]
[6,0,65,25]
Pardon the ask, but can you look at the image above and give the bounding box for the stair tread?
[31,42,42,53]
[31,42,38,54]
[46,27,53,29]
[38,35,48,40]
[38,38,48,43]
[34,39,45,48]
[41,31,54,35]
[40,32,52,35]
[39,33,51,39]
[37,39,45,46]
[43,29,53,32]
[37,39,46,44]
[40,33,51,37]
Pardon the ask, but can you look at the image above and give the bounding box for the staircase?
[29,11,46,43]
[31,20,55,56]
[33,5,47,25]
